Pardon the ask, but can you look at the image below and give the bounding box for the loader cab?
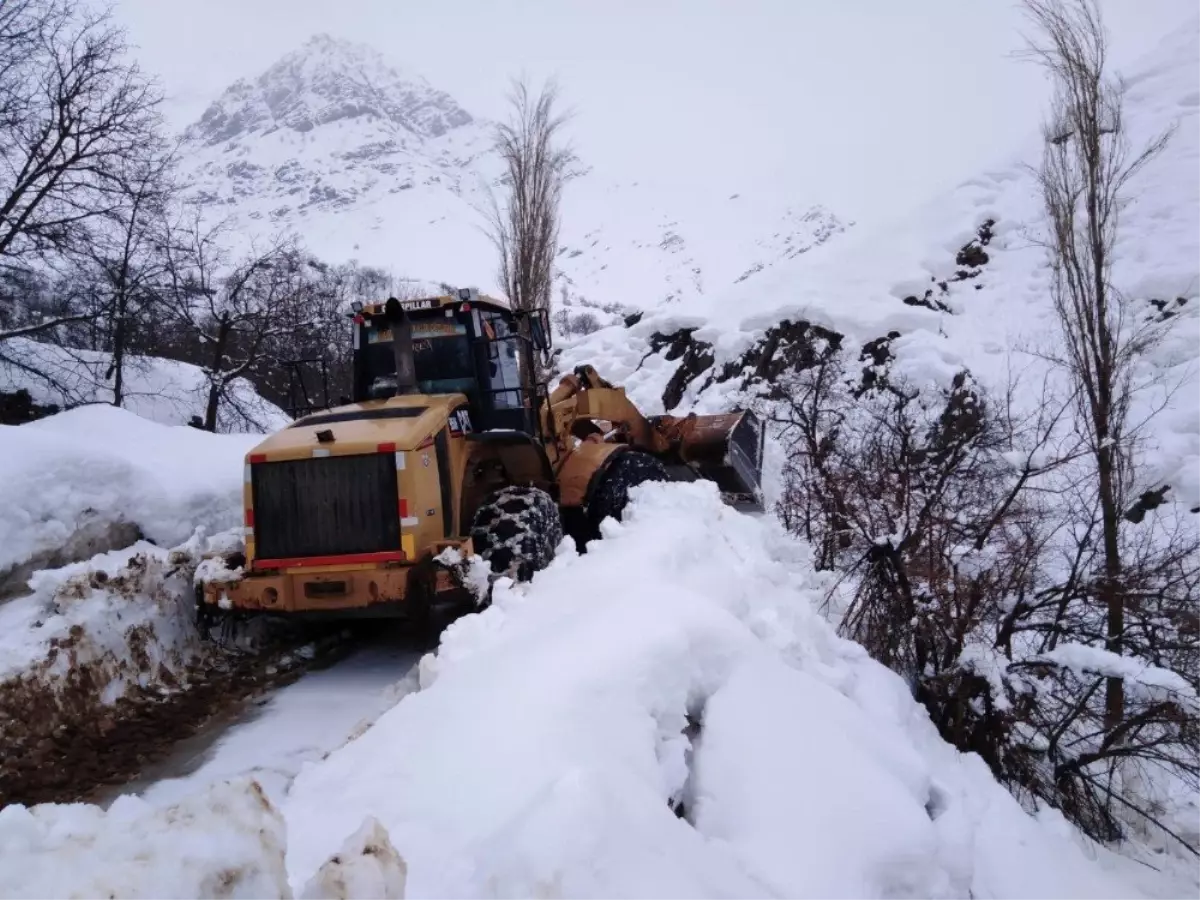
[350,290,551,436]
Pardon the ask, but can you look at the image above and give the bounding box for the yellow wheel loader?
[196,289,763,634]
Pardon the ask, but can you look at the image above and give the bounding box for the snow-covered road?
[109,637,421,812]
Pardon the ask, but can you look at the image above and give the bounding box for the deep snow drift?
[0,778,292,898]
[4,483,1190,898]
[282,482,1189,899]
[0,405,261,592]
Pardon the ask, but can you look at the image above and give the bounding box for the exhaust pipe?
[384,297,418,396]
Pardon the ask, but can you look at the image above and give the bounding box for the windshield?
[414,335,475,394]
[364,320,478,398]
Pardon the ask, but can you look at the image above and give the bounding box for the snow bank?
[0,405,259,590]
[0,529,245,809]
[283,482,1184,898]
[298,817,407,900]
[0,778,290,899]
[0,774,404,900]
[0,336,289,432]
[692,656,946,898]
[1,485,1188,898]
[0,537,210,686]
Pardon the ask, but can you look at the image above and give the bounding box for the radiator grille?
[251,454,399,561]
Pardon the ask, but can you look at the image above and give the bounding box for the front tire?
[470,486,563,582]
[587,450,669,533]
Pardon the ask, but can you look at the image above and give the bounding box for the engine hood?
[246,394,465,461]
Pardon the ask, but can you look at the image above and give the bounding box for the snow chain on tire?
[587,450,669,533]
[470,486,563,583]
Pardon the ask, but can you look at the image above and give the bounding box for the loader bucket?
[675,409,765,511]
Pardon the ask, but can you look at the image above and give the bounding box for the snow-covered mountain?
[179,35,850,307]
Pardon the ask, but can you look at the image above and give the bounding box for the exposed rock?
[926,371,985,463]
[956,244,990,268]
[904,290,952,313]
[735,262,765,283]
[646,327,701,362]
[1125,485,1171,523]
[1148,296,1189,322]
[648,320,844,411]
[654,330,715,411]
[953,218,995,270]
[0,388,58,425]
[857,331,902,396]
[899,219,998,314]
[715,320,843,400]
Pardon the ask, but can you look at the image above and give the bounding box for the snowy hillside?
[178,35,850,307]
[549,14,1199,874]
[0,338,289,432]
[558,19,1200,510]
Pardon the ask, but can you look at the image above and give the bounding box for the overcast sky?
[112,0,1194,224]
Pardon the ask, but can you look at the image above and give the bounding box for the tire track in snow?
[95,635,422,812]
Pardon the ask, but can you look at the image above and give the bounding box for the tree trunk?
[110,293,128,407]
[204,318,230,432]
[1097,444,1124,729]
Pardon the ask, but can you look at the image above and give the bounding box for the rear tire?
[470,486,563,583]
[587,450,669,533]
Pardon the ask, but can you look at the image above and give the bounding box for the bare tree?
[81,145,176,405]
[0,0,45,134]
[486,78,574,383]
[1023,0,1175,729]
[0,0,164,342]
[152,218,308,431]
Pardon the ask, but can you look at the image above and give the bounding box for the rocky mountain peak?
[184,33,474,148]
[175,36,850,307]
